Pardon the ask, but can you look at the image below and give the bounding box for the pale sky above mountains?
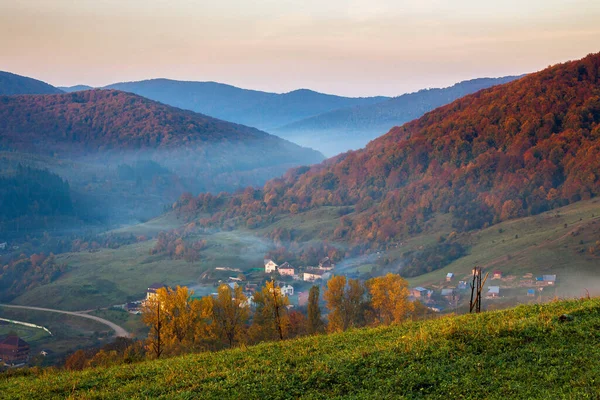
[1,0,599,96]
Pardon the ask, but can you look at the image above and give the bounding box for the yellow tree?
[324,275,366,332]
[204,284,250,348]
[252,280,290,341]
[141,286,202,358]
[366,273,414,325]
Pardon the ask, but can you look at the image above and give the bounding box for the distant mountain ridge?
[275,76,524,155]
[0,71,64,95]
[59,85,93,92]
[103,79,389,131]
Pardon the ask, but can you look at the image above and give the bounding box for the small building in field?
[543,275,556,285]
[0,336,30,366]
[303,268,327,282]
[281,284,294,296]
[527,289,536,297]
[39,349,54,357]
[487,286,500,298]
[278,262,295,276]
[493,270,503,279]
[457,281,468,290]
[0,242,7,250]
[441,288,454,299]
[264,259,278,274]
[446,273,454,282]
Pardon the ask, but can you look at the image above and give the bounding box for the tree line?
[64,273,434,370]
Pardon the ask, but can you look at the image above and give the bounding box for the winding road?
[0,304,130,337]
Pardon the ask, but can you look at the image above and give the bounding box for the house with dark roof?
[318,257,334,270]
[303,268,329,282]
[0,336,30,366]
[278,262,295,276]
[146,283,166,300]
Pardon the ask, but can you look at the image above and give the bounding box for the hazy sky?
[1,0,599,96]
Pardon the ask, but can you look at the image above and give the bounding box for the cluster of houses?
[410,270,559,312]
[127,279,301,314]
[264,257,335,282]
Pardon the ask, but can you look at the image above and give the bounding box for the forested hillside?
[178,52,600,248]
[0,71,63,95]
[0,165,73,221]
[0,89,324,225]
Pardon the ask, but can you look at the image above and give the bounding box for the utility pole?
[153,301,163,359]
[469,267,489,313]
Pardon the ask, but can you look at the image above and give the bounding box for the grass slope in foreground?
[3,298,599,399]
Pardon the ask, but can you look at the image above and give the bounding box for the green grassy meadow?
[406,199,600,293]
[2,298,598,399]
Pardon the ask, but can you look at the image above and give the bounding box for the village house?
[536,275,557,286]
[0,242,7,250]
[0,336,30,367]
[487,286,500,298]
[493,270,503,279]
[446,273,454,282]
[318,257,335,270]
[303,268,327,282]
[527,289,536,297]
[457,281,468,290]
[278,262,295,276]
[124,301,142,314]
[264,259,278,274]
[281,284,294,296]
[441,288,454,299]
[411,287,432,299]
[146,283,166,301]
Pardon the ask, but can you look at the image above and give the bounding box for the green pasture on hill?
[1,298,599,399]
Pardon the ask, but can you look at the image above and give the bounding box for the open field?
[407,199,600,296]
[11,228,270,310]
[1,298,598,399]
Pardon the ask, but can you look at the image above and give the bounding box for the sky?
[1,0,599,97]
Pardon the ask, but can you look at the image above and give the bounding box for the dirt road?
[0,304,130,337]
